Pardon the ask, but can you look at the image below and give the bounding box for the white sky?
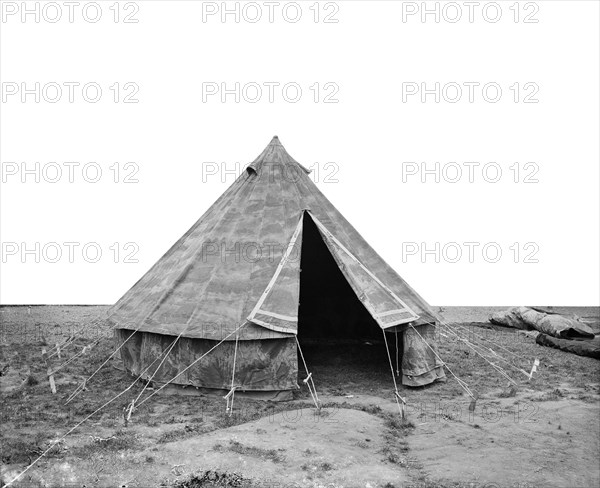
[1,1,599,305]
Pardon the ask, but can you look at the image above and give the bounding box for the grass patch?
[26,374,39,387]
[301,460,335,473]
[172,470,255,487]
[213,440,286,463]
[377,411,417,468]
[496,385,518,398]
[0,435,63,464]
[156,424,208,444]
[71,429,140,457]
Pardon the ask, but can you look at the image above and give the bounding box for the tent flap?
[247,217,303,335]
[309,213,420,328]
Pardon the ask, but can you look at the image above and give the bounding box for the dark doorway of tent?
[296,212,402,394]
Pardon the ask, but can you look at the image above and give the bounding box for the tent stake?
[124,400,135,426]
[225,331,240,416]
[224,386,239,416]
[41,347,57,395]
[295,336,321,410]
[382,331,405,419]
[528,358,540,381]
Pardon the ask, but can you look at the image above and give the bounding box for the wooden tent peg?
[469,396,477,413]
[528,358,540,381]
[42,347,57,394]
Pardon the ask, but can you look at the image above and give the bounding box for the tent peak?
[267,135,282,147]
[248,136,311,175]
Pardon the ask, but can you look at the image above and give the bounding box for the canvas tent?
[108,136,446,399]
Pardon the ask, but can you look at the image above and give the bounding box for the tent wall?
[115,330,299,392]
[401,323,446,386]
[109,137,447,393]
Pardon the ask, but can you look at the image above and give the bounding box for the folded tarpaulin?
[536,333,600,360]
[490,307,595,339]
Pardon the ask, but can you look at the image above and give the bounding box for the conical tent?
[108,136,445,397]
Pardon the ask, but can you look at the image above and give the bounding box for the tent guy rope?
[8,323,248,487]
[66,325,147,404]
[136,322,247,409]
[295,335,321,410]
[225,329,241,416]
[132,332,185,406]
[441,323,533,379]
[5,346,175,487]
[438,322,518,385]
[408,323,476,400]
[382,329,406,418]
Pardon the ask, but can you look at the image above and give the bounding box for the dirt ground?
[1,305,599,488]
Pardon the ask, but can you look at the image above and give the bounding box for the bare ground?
[1,305,599,488]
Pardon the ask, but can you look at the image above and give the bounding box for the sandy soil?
[407,387,600,488]
[1,305,599,488]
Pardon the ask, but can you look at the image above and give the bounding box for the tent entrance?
[297,212,382,341]
[296,213,399,382]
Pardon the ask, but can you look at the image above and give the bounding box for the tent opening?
[297,213,397,378]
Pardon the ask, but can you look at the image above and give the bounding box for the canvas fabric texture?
[109,137,447,393]
[536,333,600,360]
[115,329,298,391]
[108,137,439,340]
[401,323,446,386]
[490,307,595,339]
